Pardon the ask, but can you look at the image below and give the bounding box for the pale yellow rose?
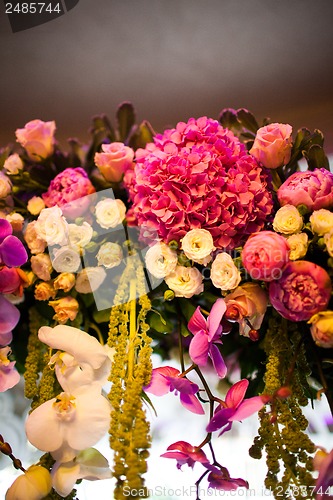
[95,198,126,229]
[210,252,241,291]
[75,267,107,293]
[165,265,203,298]
[6,213,24,232]
[310,209,333,236]
[27,196,45,216]
[53,273,76,292]
[3,153,24,175]
[15,119,56,161]
[49,296,79,324]
[324,230,333,257]
[145,242,178,279]
[308,311,333,348]
[181,229,215,265]
[273,205,303,235]
[96,242,123,269]
[0,172,12,198]
[286,232,308,260]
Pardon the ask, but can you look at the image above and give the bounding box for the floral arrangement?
[0,103,333,499]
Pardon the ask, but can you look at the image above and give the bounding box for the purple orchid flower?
[0,346,20,392]
[207,468,249,491]
[206,379,266,436]
[160,441,210,470]
[0,295,20,346]
[0,219,27,268]
[188,298,227,378]
[143,366,204,414]
[314,449,333,499]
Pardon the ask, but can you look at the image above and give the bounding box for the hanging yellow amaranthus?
[108,254,153,499]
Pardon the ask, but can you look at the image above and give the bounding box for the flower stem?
[127,279,137,380]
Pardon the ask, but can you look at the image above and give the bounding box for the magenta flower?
[277,168,333,212]
[125,117,273,250]
[206,379,266,435]
[242,231,290,282]
[143,366,204,414]
[314,449,333,499]
[0,346,20,392]
[269,261,332,322]
[42,167,96,219]
[207,469,249,491]
[161,441,210,470]
[0,295,20,346]
[188,299,227,378]
[0,267,22,295]
[0,219,27,268]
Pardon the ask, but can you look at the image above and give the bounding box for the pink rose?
[242,231,289,281]
[277,168,333,212]
[15,119,56,161]
[94,142,134,182]
[42,168,96,219]
[250,123,292,169]
[269,261,332,322]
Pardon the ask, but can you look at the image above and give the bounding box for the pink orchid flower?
[188,298,227,378]
[0,295,20,346]
[206,379,266,436]
[314,449,333,499]
[207,468,249,491]
[143,366,204,414]
[161,441,210,470]
[0,346,20,392]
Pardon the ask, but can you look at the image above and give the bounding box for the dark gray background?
[1,0,333,151]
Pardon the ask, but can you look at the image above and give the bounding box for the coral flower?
[143,366,204,414]
[161,441,210,470]
[188,299,227,378]
[206,379,266,435]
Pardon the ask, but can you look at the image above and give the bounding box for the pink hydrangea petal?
[225,379,249,408]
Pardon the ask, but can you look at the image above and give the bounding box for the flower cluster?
[0,105,333,499]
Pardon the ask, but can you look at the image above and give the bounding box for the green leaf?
[85,114,115,166]
[181,322,190,337]
[236,108,259,134]
[0,147,10,170]
[218,108,241,131]
[302,144,330,171]
[116,101,136,142]
[148,311,173,333]
[129,120,155,149]
[176,298,196,322]
[141,391,158,416]
[93,308,112,324]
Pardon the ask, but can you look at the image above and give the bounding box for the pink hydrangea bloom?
[125,117,273,250]
[269,261,332,322]
[42,168,96,218]
[277,168,333,212]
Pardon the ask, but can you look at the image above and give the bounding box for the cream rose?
[165,265,203,298]
[24,221,47,255]
[286,233,308,260]
[181,229,215,265]
[95,198,126,229]
[211,252,241,291]
[324,230,333,257]
[96,242,123,269]
[145,242,178,279]
[3,153,24,175]
[31,254,53,281]
[272,205,303,235]
[75,267,107,293]
[15,119,56,161]
[250,123,293,169]
[0,172,12,198]
[53,273,76,292]
[310,209,333,236]
[68,222,93,250]
[35,206,68,246]
[94,142,134,183]
[27,196,45,216]
[51,246,81,273]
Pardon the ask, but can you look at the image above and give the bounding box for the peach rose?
[34,282,56,301]
[94,142,134,182]
[49,296,79,324]
[31,254,53,281]
[15,119,56,161]
[24,221,47,255]
[53,273,76,292]
[250,123,292,169]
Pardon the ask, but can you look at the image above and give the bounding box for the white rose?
[272,205,303,235]
[27,196,45,216]
[3,154,24,175]
[35,206,69,246]
[96,242,123,269]
[0,172,12,198]
[68,222,93,250]
[145,242,178,279]
[6,213,24,232]
[165,265,203,298]
[211,252,241,291]
[310,209,333,236]
[31,253,53,281]
[24,221,47,254]
[286,233,308,260]
[95,198,126,229]
[324,230,333,257]
[51,246,81,273]
[75,267,107,293]
[181,229,215,265]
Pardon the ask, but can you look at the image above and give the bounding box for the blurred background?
[1,0,333,150]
